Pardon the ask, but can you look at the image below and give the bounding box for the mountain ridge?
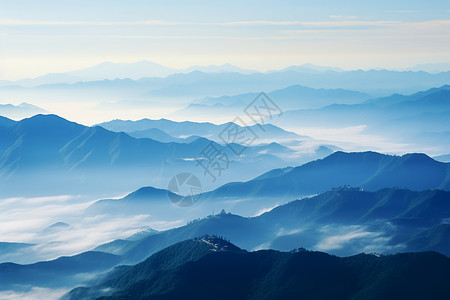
[64,237,450,300]
[205,151,450,199]
[0,114,294,196]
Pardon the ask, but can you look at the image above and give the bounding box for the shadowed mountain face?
[84,151,450,225]
[90,188,450,262]
[82,150,449,221]
[0,188,448,292]
[64,237,450,300]
[0,114,297,196]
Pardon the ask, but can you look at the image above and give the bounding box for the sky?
[0,0,450,80]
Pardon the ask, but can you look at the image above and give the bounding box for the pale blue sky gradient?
[0,0,449,79]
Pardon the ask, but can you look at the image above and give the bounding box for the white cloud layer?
[0,194,186,263]
[0,287,68,300]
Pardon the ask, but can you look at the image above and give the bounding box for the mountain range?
[82,150,450,224]
[0,251,121,290]
[192,84,371,110]
[0,114,303,196]
[276,85,450,128]
[1,187,448,292]
[2,69,450,109]
[273,85,450,154]
[89,187,450,261]
[278,85,450,131]
[0,63,449,299]
[65,236,450,300]
[403,62,450,74]
[0,61,257,87]
[0,102,47,120]
[1,60,449,94]
[205,151,450,199]
[97,118,307,144]
[167,84,372,121]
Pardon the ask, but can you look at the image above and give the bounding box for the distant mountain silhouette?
[275,85,450,153]
[0,103,47,120]
[0,242,35,262]
[0,61,256,87]
[276,63,344,73]
[125,127,199,143]
[193,84,371,111]
[404,62,450,73]
[66,60,175,80]
[167,84,371,122]
[97,118,305,143]
[182,63,256,74]
[98,118,334,165]
[278,85,450,128]
[0,251,121,290]
[64,237,450,300]
[364,84,450,106]
[3,70,450,106]
[87,187,181,215]
[434,154,450,162]
[44,222,70,231]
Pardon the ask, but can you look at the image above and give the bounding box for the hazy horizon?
[1,0,450,80]
[3,60,450,82]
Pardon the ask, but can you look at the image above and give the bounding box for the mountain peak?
[194,235,242,252]
[19,114,80,128]
[400,153,437,164]
[124,186,170,200]
[324,150,389,161]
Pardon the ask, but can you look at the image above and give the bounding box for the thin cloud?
[253,204,281,217]
[136,20,180,26]
[315,225,383,251]
[329,15,360,20]
[300,20,401,28]
[0,19,179,26]
[223,21,306,26]
[0,19,305,27]
[0,287,68,300]
[316,230,376,250]
[387,10,418,14]
[0,18,401,28]
[0,19,107,25]
[1,18,448,32]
